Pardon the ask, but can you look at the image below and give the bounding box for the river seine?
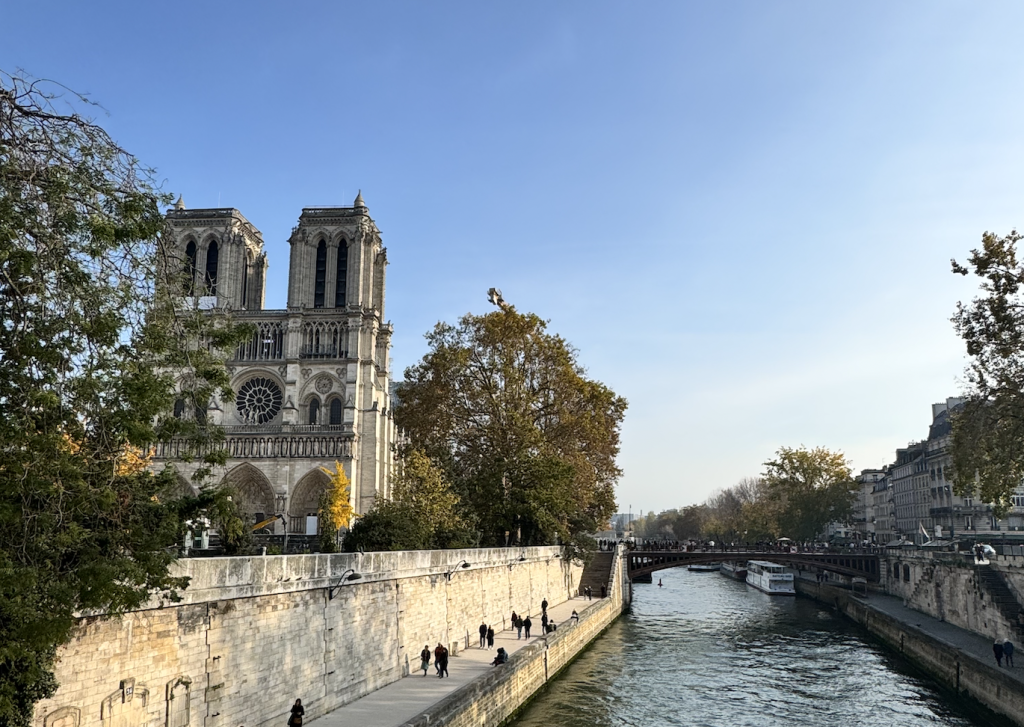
[509,568,1012,727]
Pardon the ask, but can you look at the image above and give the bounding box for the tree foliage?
[950,230,1024,514]
[761,446,856,541]
[395,308,626,553]
[317,461,356,553]
[0,71,240,724]
[343,449,474,552]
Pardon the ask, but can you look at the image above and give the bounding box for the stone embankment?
[33,547,624,727]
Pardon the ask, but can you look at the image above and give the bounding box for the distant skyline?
[6,1,1024,511]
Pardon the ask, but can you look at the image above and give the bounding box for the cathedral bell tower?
[165,196,268,310]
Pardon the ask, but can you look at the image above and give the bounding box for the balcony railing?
[154,432,353,460]
[300,345,347,359]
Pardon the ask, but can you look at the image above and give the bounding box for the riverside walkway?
[309,595,594,727]
[856,589,1024,682]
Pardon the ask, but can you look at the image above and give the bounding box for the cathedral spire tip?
[174,195,186,210]
[354,190,366,208]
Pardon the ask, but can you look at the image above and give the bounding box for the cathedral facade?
[154,193,397,538]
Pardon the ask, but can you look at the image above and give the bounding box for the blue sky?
[6,1,1024,512]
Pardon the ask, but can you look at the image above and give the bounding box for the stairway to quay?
[31,547,629,727]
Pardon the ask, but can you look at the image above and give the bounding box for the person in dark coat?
[486,625,495,648]
[994,639,1005,667]
[436,643,449,678]
[491,647,508,666]
[434,643,446,676]
[515,615,523,639]
[1004,639,1015,668]
[288,700,304,727]
[541,612,548,632]
[478,622,488,648]
[420,645,431,676]
[541,598,548,612]
[523,615,532,638]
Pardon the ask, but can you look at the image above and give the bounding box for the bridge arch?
[627,550,880,583]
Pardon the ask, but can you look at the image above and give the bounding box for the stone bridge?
[627,550,881,583]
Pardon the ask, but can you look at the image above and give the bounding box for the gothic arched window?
[184,241,197,295]
[308,398,320,425]
[335,240,347,308]
[329,397,342,426]
[314,240,327,308]
[205,240,219,295]
[173,398,186,419]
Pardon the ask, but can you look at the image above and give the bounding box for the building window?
[903,565,910,582]
[329,398,342,426]
[314,240,327,308]
[1012,495,1024,508]
[965,515,974,530]
[173,398,185,419]
[335,241,347,307]
[184,241,197,295]
[308,398,320,425]
[205,241,219,295]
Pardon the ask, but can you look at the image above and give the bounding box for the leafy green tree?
[343,449,475,551]
[950,230,1024,514]
[0,71,240,724]
[396,308,626,553]
[761,446,856,541]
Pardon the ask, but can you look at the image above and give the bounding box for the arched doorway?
[221,463,276,525]
[289,468,330,534]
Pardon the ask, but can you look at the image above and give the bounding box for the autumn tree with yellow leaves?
[317,462,357,552]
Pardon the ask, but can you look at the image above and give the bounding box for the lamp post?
[445,560,472,580]
[328,569,361,600]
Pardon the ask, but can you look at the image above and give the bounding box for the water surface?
[510,569,1011,727]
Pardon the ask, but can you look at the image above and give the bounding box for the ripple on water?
[509,570,1014,727]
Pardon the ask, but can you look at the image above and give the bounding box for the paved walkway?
[309,595,596,727]
[862,590,1024,680]
[798,573,1024,681]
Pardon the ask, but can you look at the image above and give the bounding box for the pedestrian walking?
[994,639,1005,667]
[541,612,548,632]
[486,625,495,648]
[288,700,304,727]
[439,647,449,678]
[516,615,523,639]
[1004,639,1015,668]
[434,643,445,676]
[478,622,487,648]
[524,615,532,638]
[420,645,431,676]
[541,597,548,613]
[600,585,607,598]
[585,585,592,600]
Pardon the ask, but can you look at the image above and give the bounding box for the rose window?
[236,377,283,424]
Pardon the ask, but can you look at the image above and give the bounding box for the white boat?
[687,563,720,572]
[745,560,795,595]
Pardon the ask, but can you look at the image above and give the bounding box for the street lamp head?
[328,569,361,600]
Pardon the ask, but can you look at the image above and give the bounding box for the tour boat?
[745,560,795,595]
[687,563,720,572]
[719,561,747,581]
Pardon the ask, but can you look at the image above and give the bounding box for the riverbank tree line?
[633,446,858,544]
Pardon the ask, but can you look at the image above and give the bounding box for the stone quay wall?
[796,580,1024,727]
[880,551,1024,641]
[399,547,630,727]
[33,547,581,727]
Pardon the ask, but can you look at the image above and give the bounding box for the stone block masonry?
[32,547,581,727]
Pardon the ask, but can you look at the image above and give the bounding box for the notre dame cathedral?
[154,192,397,541]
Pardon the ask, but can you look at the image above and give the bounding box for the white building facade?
[154,193,397,539]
